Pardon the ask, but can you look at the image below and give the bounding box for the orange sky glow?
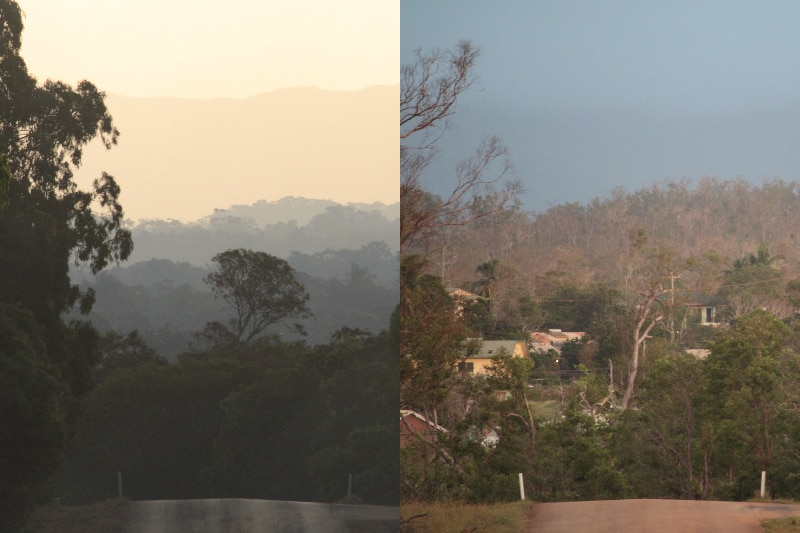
[15,1,399,221]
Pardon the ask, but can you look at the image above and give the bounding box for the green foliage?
[539,282,626,367]
[473,257,500,311]
[717,244,788,321]
[461,297,493,335]
[617,354,704,498]
[0,1,132,523]
[532,412,626,501]
[57,326,398,506]
[94,330,168,383]
[701,311,799,497]
[0,304,67,530]
[493,294,545,339]
[400,255,469,413]
[0,153,10,208]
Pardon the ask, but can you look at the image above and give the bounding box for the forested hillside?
[419,178,800,333]
[123,197,399,266]
[70,240,398,360]
[401,41,800,508]
[67,198,399,359]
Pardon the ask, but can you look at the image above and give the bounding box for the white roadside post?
[519,473,525,500]
[761,471,766,498]
[347,473,353,502]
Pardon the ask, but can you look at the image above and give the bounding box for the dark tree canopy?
[0,304,66,529]
[0,1,132,524]
[203,249,311,344]
[0,0,132,325]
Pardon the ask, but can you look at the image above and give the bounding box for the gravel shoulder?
[526,499,800,533]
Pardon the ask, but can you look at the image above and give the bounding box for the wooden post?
[347,473,353,502]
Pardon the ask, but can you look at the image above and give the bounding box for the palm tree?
[724,243,784,276]
[473,257,500,314]
[749,242,784,268]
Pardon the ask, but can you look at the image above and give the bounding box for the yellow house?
[458,339,528,375]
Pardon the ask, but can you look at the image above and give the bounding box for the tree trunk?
[620,312,661,410]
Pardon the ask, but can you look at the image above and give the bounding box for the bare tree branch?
[400,40,521,253]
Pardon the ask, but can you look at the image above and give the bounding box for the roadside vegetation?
[764,517,800,532]
[400,501,529,533]
[24,500,128,533]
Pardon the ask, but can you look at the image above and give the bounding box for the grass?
[23,499,128,533]
[763,517,800,532]
[530,400,561,420]
[400,501,530,533]
[750,494,800,532]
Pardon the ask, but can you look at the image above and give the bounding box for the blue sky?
[402,1,800,211]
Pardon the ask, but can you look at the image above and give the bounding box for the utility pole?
[668,272,680,344]
[441,245,446,283]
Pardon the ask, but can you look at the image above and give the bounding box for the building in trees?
[457,339,528,375]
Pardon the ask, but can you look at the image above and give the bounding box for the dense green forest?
[401,40,800,506]
[0,3,398,530]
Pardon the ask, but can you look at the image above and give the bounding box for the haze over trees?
[69,239,398,359]
[1,3,399,529]
[201,249,311,346]
[401,40,800,507]
[65,199,400,358]
[123,197,398,266]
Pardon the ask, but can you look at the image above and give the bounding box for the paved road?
[123,499,399,533]
[527,499,800,533]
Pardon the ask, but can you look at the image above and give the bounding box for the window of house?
[458,362,474,373]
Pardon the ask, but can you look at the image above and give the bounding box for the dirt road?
[123,499,399,533]
[527,499,800,532]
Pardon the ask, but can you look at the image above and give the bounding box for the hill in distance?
[75,85,399,222]
[124,196,399,266]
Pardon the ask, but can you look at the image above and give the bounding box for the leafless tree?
[401,40,520,253]
[620,281,667,410]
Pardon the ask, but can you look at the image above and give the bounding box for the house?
[685,295,720,326]
[447,287,481,302]
[400,409,448,448]
[686,349,711,359]
[458,339,528,375]
[529,330,586,355]
[446,287,483,316]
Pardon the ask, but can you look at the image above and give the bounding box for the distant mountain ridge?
[124,196,399,266]
[200,196,399,227]
[75,85,398,221]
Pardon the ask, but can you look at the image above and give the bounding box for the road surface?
[526,499,800,532]
[123,499,399,533]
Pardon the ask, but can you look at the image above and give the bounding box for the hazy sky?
[22,1,398,99]
[16,1,399,221]
[402,1,800,212]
